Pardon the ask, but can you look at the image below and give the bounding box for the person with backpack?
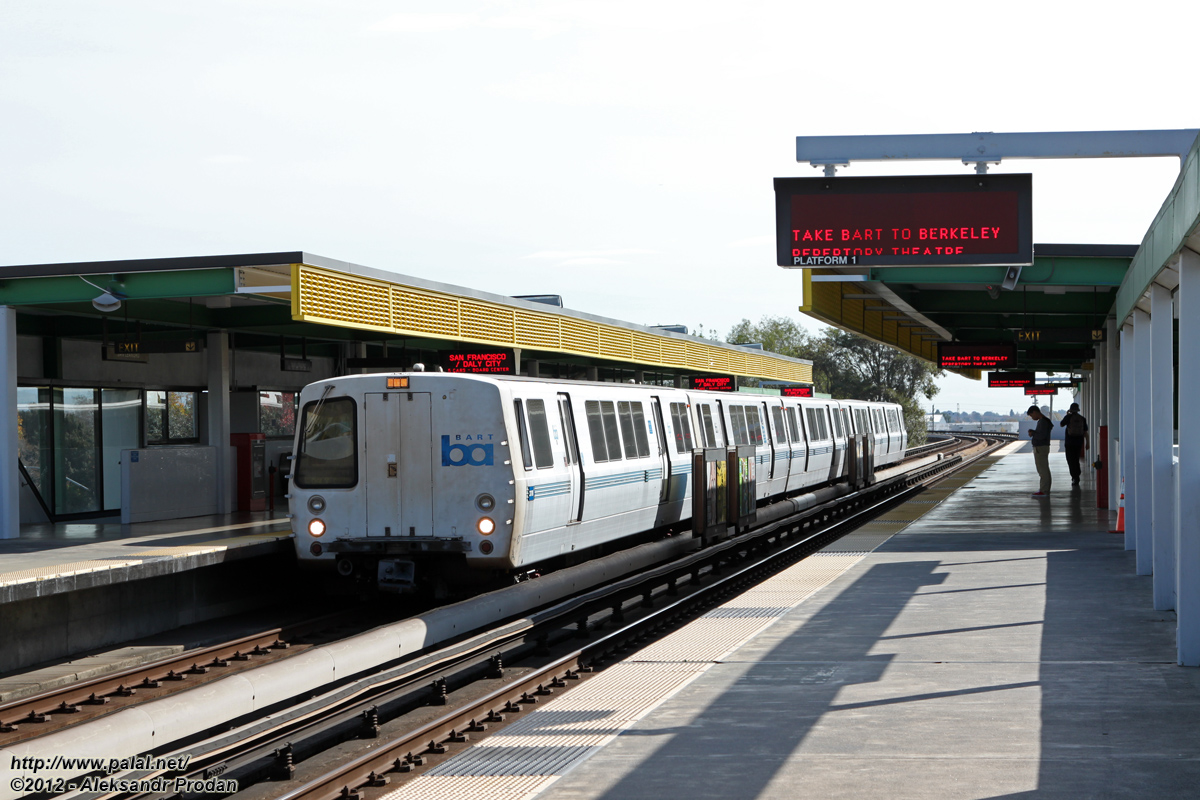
[1061,402,1089,486]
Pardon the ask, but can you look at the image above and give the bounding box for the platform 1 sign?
[988,371,1035,388]
[446,350,515,374]
[775,174,1033,268]
[692,375,736,392]
[780,386,815,397]
[938,342,1016,370]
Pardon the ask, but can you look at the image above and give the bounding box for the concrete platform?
[380,446,1200,800]
[0,512,296,674]
[0,512,292,605]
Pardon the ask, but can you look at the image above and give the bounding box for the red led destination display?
[1024,386,1058,396]
[691,375,736,392]
[780,386,815,397]
[988,371,1035,388]
[938,342,1016,370]
[775,174,1032,268]
[446,350,515,374]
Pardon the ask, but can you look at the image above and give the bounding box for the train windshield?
[295,397,358,488]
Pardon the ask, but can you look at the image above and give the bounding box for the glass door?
[53,388,102,516]
[101,389,141,511]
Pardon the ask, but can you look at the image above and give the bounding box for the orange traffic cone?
[1109,493,1125,534]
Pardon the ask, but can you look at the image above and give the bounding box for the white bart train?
[289,372,907,592]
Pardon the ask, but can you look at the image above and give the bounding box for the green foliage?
[726,316,944,445]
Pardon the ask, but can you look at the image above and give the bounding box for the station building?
[0,253,813,532]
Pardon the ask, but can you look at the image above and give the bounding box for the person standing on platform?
[1060,401,1089,486]
[1027,405,1053,498]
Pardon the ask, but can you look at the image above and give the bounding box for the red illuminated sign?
[446,350,514,374]
[692,376,735,392]
[988,371,1035,388]
[775,174,1032,267]
[781,386,815,397]
[1024,386,1058,396]
[938,342,1016,369]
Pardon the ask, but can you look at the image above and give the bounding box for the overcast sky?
[1,1,1193,411]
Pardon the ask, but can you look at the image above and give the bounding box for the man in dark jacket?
[1060,402,1089,486]
[1027,405,1053,497]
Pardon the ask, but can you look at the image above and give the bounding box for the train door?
[557,394,583,523]
[759,401,775,481]
[650,397,671,503]
[364,391,433,537]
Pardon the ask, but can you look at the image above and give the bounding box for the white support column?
[1178,248,1200,665]
[1,307,19,539]
[207,330,233,515]
[1151,283,1176,609]
[1107,317,1120,509]
[1133,308,1153,573]
[1121,322,1136,550]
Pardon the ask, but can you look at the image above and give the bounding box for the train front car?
[291,374,516,594]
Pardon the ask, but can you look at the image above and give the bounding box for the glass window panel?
[167,391,197,440]
[146,390,167,442]
[294,397,358,488]
[514,400,534,470]
[699,405,717,447]
[617,402,639,459]
[558,399,578,464]
[600,401,623,461]
[527,399,555,469]
[631,403,650,458]
[54,388,100,515]
[786,407,800,442]
[771,407,787,444]
[260,391,297,437]
[585,400,608,462]
[730,406,748,446]
[17,387,52,506]
[746,407,764,446]
[101,389,141,511]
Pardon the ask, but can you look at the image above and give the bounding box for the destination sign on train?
[774,174,1032,268]
[692,375,736,392]
[937,342,1016,369]
[988,371,1035,388]
[780,386,814,397]
[446,350,515,374]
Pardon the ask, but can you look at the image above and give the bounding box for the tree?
[726,316,943,444]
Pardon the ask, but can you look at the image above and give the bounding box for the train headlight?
[476,493,495,512]
[308,495,326,514]
[477,517,495,535]
[308,518,327,537]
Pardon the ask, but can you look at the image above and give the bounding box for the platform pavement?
[0,511,293,605]
[383,444,1200,800]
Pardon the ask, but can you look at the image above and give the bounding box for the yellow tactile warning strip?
[0,560,145,586]
[377,452,1007,800]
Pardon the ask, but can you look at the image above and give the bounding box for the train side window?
[821,409,830,440]
[600,401,623,460]
[669,402,694,452]
[786,407,800,442]
[729,406,748,445]
[514,400,534,470]
[842,408,851,435]
[831,408,843,438]
[585,400,610,462]
[526,399,555,469]
[745,406,764,446]
[771,407,788,444]
[699,405,718,447]
[617,401,640,459]
[631,403,651,457]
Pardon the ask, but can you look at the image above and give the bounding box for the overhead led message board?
[938,342,1016,370]
[446,350,515,374]
[780,386,815,397]
[1024,386,1058,396]
[775,174,1032,268]
[692,375,736,392]
[988,371,1035,388]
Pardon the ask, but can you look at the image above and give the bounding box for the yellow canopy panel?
[292,264,814,384]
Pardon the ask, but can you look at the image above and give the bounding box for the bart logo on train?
[441,435,494,466]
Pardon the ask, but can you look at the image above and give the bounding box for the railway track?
[21,433,1012,800]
